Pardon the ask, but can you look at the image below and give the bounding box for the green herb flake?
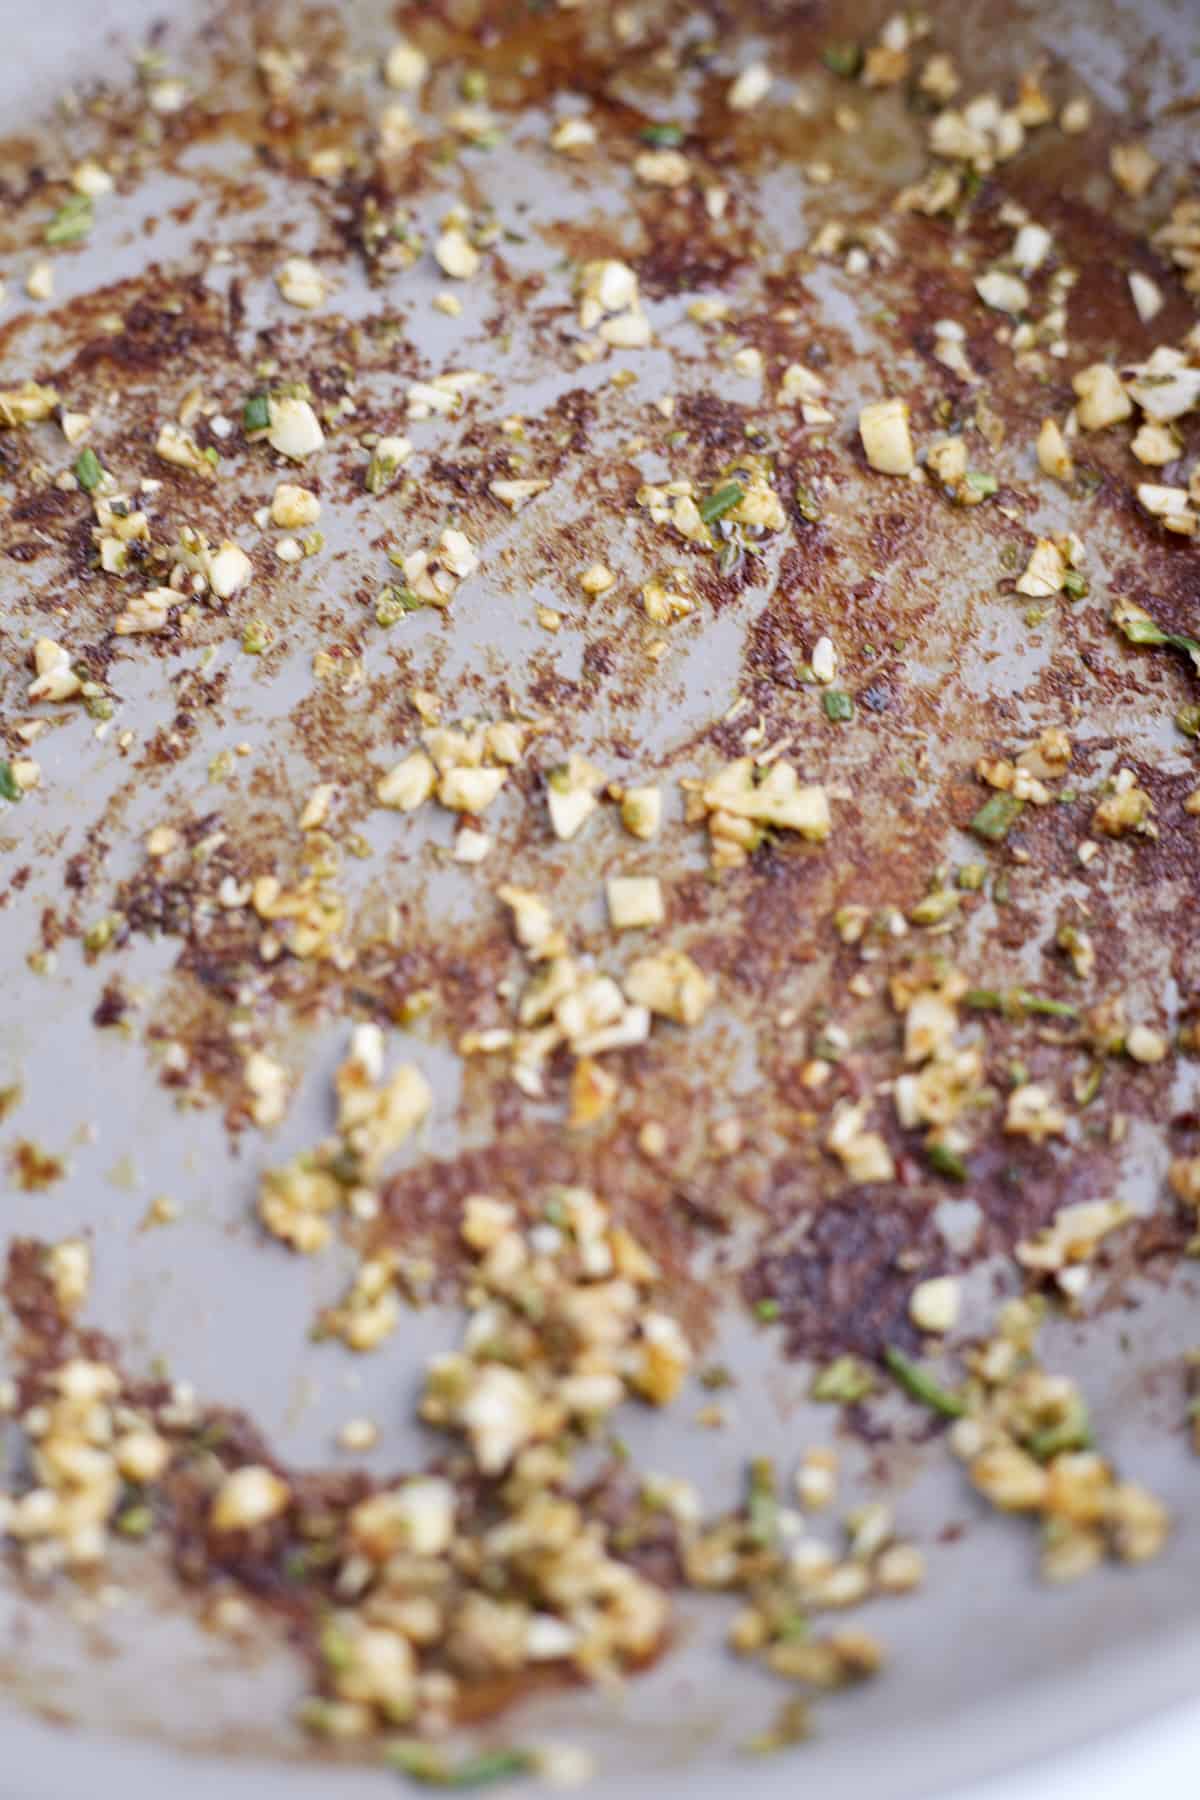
[927,1143,968,1182]
[1061,569,1089,598]
[964,986,1078,1022]
[823,689,854,723]
[242,392,271,434]
[385,1742,536,1789]
[699,480,745,525]
[1020,992,1078,1020]
[1112,603,1200,672]
[376,586,425,626]
[822,41,862,77]
[963,471,998,499]
[366,449,400,495]
[754,1297,781,1322]
[639,122,684,147]
[969,791,1025,842]
[0,762,23,803]
[45,193,93,245]
[73,447,105,492]
[810,1354,875,1404]
[883,1346,966,1418]
[1176,704,1200,739]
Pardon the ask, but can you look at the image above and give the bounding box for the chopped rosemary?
[0,762,23,803]
[927,1143,968,1182]
[964,988,1078,1021]
[1112,603,1200,672]
[969,791,1025,842]
[1023,992,1078,1018]
[699,480,745,525]
[366,448,401,494]
[73,447,104,492]
[242,392,271,433]
[385,1743,536,1788]
[639,122,684,147]
[823,689,854,722]
[883,1346,966,1418]
[822,41,862,77]
[376,586,425,625]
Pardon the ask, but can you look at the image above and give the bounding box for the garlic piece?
[859,398,915,475]
[267,396,325,461]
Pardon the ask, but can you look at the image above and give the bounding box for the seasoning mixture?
[0,0,1197,1785]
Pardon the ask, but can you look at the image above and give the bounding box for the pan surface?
[0,1,1197,1794]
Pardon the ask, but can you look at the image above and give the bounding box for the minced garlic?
[859,398,915,475]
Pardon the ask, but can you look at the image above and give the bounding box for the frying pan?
[0,0,1197,1793]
